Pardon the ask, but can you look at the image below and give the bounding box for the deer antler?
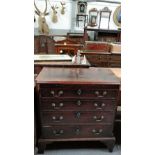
[34,0,48,15]
[61,1,65,5]
[60,1,65,15]
[44,0,48,14]
[34,0,41,15]
[51,5,58,10]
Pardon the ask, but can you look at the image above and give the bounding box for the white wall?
[34,0,121,34]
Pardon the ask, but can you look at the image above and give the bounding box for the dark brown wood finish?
[34,60,90,75]
[54,39,84,56]
[36,67,120,153]
[81,52,121,67]
[84,27,121,42]
[84,41,111,52]
[67,32,87,44]
[34,35,55,54]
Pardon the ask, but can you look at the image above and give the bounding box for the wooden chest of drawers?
[81,52,121,67]
[81,52,110,67]
[35,67,120,153]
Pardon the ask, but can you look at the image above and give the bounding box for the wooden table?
[34,54,72,62]
[34,55,90,75]
[34,54,72,75]
[109,68,121,79]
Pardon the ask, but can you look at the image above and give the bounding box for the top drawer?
[40,84,119,99]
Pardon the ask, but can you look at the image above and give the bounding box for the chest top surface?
[36,67,120,85]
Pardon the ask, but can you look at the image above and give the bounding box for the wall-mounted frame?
[99,7,112,29]
[77,1,87,14]
[88,8,99,27]
[113,5,121,27]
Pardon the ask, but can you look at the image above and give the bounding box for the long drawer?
[41,125,113,139]
[40,98,115,111]
[40,111,115,125]
[40,85,119,99]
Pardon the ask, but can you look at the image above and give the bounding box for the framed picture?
[113,5,121,27]
[77,1,87,14]
[88,8,99,27]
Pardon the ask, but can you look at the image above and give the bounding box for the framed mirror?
[113,5,121,27]
[99,7,112,29]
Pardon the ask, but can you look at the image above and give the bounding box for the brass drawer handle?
[58,90,64,97]
[77,89,82,95]
[95,91,107,97]
[51,103,64,109]
[94,102,105,110]
[76,100,82,106]
[92,129,103,135]
[50,90,55,96]
[93,115,104,122]
[53,129,64,136]
[50,90,64,97]
[52,116,63,122]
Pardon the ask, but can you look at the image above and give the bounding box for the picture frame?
[88,8,99,27]
[77,1,87,14]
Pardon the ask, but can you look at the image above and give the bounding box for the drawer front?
[109,62,121,68]
[41,125,113,139]
[40,111,114,125]
[40,85,119,99]
[40,99,116,111]
[86,55,108,67]
[111,55,121,61]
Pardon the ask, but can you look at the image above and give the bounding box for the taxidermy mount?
[34,0,50,34]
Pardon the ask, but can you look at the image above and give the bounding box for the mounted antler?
[60,1,66,15]
[51,5,59,23]
[34,0,50,34]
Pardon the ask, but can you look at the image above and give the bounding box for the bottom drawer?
[41,125,113,139]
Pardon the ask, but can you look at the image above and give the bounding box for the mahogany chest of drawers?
[35,67,120,153]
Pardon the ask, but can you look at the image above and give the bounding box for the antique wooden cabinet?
[35,67,120,153]
[84,41,111,52]
[54,39,84,56]
[67,32,86,44]
[34,35,55,54]
[81,52,121,67]
[84,27,121,42]
[81,52,110,67]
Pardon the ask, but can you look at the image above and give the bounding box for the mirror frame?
[113,5,121,27]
